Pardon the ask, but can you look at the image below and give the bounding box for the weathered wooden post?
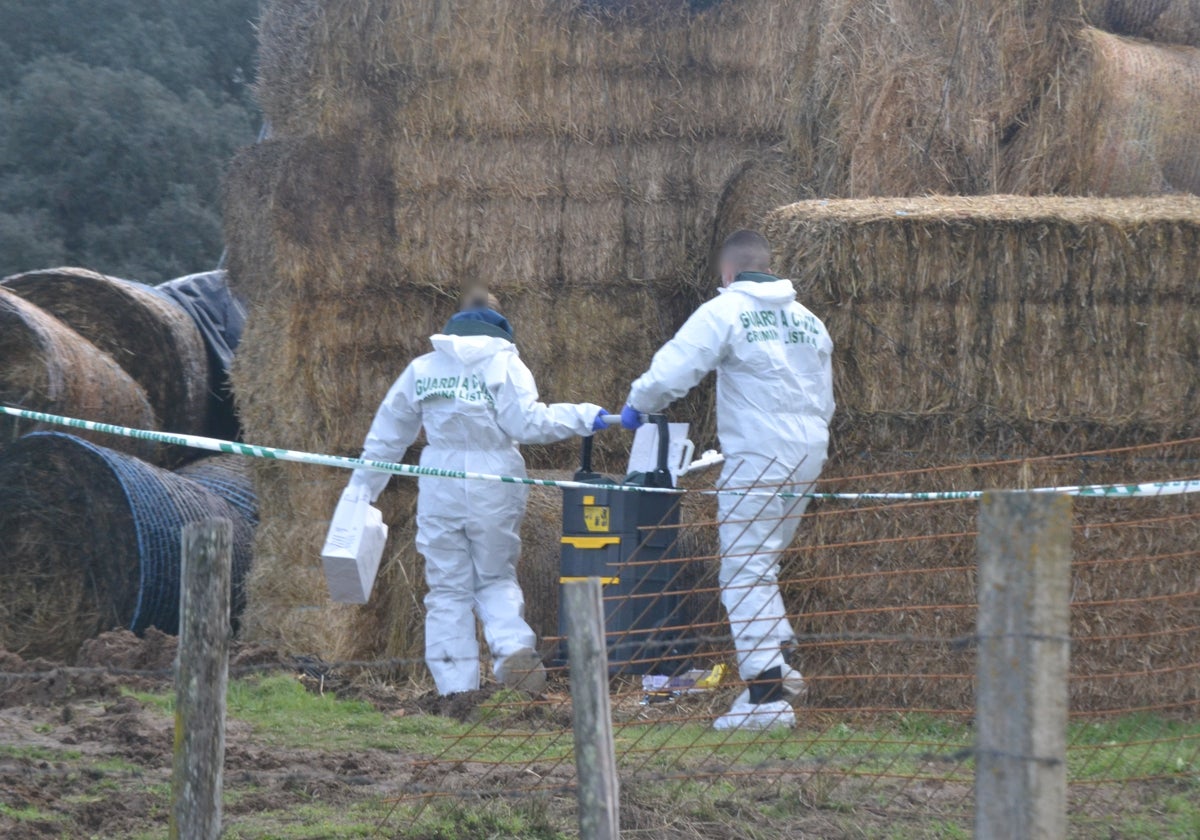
[564,578,620,840]
[975,492,1072,840]
[170,519,232,840]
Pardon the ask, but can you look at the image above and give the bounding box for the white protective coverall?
[348,332,601,694]
[627,273,834,682]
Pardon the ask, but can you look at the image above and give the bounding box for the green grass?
[136,675,503,755]
[136,677,1200,788]
[67,679,1200,838]
[881,820,970,840]
[216,797,567,840]
[0,802,63,823]
[1069,715,1200,784]
[1099,795,1200,840]
[0,744,83,762]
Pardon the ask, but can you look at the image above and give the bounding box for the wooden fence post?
[564,578,620,840]
[169,519,232,840]
[975,492,1072,840]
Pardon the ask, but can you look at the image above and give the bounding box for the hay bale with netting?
[0,433,256,661]
[1,268,211,438]
[801,0,1080,196]
[0,288,157,460]
[175,455,259,525]
[1004,28,1200,196]
[1083,0,1200,46]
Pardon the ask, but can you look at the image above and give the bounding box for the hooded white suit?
[627,273,834,682]
[348,332,601,694]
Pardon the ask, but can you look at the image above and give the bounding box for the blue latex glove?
[592,410,611,432]
[620,404,644,430]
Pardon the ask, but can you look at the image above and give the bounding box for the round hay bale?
[175,455,259,525]
[0,433,255,661]
[1083,0,1200,47]
[0,288,157,460]
[1076,29,1200,195]
[1,268,211,436]
[1005,29,1200,195]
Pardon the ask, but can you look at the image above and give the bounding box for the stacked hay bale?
[770,196,1200,444]
[226,0,822,663]
[757,196,1200,710]
[801,0,1081,195]
[230,0,1200,707]
[801,1,1200,198]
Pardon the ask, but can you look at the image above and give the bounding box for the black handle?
[579,434,594,475]
[647,413,673,488]
[652,414,670,473]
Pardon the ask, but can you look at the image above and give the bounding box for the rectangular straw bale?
[382,65,796,142]
[243,131,764,297]
[390,137,564,199]
[766,195,1200,440]
[392,196,564,287]
[1004,28,1200,196]
[561,198,625,285]
[256,0,818,142]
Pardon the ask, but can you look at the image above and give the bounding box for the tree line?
[0,0,260,281]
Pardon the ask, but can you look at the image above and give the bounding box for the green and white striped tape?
[4,405,1200,501]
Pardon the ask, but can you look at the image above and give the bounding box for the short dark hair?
[719,230,771,273]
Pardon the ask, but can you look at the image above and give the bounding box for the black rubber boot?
[748,665,786,704]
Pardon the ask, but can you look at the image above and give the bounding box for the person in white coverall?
[346,301,607,696]
[621,229,834,730]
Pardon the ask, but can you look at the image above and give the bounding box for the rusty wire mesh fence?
[378,437,1199,836]
[0,438,1195,837]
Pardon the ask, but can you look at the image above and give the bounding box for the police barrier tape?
[4,404,1200,501]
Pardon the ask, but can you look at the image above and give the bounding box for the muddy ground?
[0,631,1192,839]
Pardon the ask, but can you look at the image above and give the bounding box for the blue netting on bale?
[0,433,255,648]
[175,455,259,527]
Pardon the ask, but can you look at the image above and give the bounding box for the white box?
[321,486,388,604]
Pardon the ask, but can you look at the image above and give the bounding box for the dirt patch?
[68,695,174,766]
[0,649,122,709]
[0,629,188,708]
[77,627,177,672]
[406,686,503,722]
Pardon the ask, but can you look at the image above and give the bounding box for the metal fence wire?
[377,437,1199,835]
[0,436,1194,837]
